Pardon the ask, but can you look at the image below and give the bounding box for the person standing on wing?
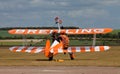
[57,31,75,60]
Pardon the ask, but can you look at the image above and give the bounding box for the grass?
[0,46,120,66]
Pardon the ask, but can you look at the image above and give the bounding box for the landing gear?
[69,53,75,60]
[49,56,53,61]
[48,53,53,61]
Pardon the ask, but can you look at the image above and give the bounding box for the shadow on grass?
[77,58,98,60]
[0,58,98,62]
[63,58,98,61]
[36,59,49,61]
[36,58,98,61]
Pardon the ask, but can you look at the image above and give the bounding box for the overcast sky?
[0,0,120,29]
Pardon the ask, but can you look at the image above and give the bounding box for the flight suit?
[58,34,75,60]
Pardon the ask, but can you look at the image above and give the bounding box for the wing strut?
[22,35,27,46]
[92,34,96,46]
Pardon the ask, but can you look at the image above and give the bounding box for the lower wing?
[9,46,110,53]
[9,46,44,53]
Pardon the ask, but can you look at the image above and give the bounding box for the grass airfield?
[0,46,119,67]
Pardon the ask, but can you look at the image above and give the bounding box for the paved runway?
[0,66,119,74]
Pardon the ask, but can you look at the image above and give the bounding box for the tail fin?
[44,39,50,57]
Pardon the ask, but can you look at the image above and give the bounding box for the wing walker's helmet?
[60,31,66,35]
[52,31,57,35]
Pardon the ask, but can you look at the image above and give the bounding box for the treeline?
[0,32,119,40]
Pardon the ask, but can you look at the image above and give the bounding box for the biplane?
[8,17,113,61]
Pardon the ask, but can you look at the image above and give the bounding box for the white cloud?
[30,0,69,7]
[68,8,109,18]
[0,0,120,28]
[30,0,46,6]
[99,0,120,6]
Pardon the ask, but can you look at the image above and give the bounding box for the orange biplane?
[8,17,113,61]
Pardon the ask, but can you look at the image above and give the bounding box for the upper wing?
[8,28,113,35]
